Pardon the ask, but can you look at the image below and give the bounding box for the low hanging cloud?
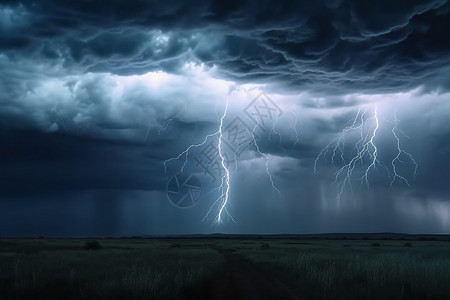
[0,63,234,138]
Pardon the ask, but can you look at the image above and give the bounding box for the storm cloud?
[0,0,450,236]
[1,0,450,93]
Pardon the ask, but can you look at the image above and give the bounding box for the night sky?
[1,0,450,237]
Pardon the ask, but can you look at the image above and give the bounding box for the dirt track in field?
[182,247,304,300]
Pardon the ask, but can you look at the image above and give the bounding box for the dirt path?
[182,249,304,300]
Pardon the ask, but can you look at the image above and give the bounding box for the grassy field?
[0,238,449,299]
[0,239,223,299]
[233,239,450,299]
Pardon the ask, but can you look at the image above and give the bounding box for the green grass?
[234,239,450,299]
[1,239,450,299]
[0,239,223,299]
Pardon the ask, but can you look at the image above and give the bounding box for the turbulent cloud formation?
[1,0,450,93]
[0,0,450,236]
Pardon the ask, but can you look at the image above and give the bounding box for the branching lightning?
[144,109,184,142]
[267,110,300,152]
[268,113,285,153]
[158,109,184,136]
[390,111,418,187]
[163,93,299,223]
[315,105,418,202]
[163,130,221,174]
[361,105,380,188]
[215,101,231,223]
[251,121,282,197]
[164,99,234,224]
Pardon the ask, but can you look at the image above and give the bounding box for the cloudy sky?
[1,0,450,237]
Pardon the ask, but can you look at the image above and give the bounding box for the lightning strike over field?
[315,105,418,203]
[332,106,382,201]
[215,101,231,223]
[164,92,298,222]
[163,99,234,224]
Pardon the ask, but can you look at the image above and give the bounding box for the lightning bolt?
[267,110,300,152]
[144,109,184,142]
[361,105,379,188]
[203,99,285,223]
[205,104,286,223]
[158,109,184,136]
[164,99,234,224]
[216,101,231,223]
[143,124,152,142]
[314,107,365,174]
[315,105,417,203]
[268,113,286,153]
[251,120,282,197]
[314,105,378,202]
[390,111,418,187]
[333,106,382,201]
[164,92,295,223]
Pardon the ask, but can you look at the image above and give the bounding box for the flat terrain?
[1,238,450,299]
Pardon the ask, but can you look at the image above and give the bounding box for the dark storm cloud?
[1,0,449,93]
[0,126,166,195]
[1,0,450,236]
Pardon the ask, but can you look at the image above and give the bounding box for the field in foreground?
[0,238,449,299]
